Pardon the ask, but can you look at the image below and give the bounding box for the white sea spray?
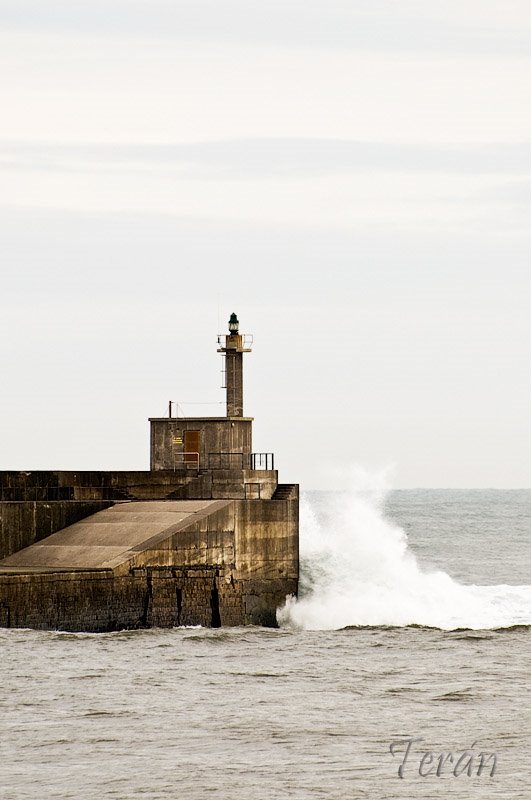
[278,471,531,630]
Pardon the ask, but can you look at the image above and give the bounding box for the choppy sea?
[1,489,530,799]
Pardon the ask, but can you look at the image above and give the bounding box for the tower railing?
[216,334,253,351]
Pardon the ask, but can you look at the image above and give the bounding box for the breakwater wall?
[0,468,279,561]
[0,491,299,631]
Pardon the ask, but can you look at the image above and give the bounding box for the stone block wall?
[0,566,247,632]
[0,571,144,631]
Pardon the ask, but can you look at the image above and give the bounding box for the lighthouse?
[217,312,253,418]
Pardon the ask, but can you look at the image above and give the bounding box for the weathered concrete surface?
[149,417,253,471]
[0,492,298,631]
[0,468,278,525]
[0,470,221,501]
[0,468,279,562]
[0,501,227,570]
[225,350,244,417]
[235,487,299,625]
[0,501,114,560]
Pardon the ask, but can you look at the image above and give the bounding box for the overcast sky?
[1,1,530,488]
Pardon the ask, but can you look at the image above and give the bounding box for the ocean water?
[1,489,530,799]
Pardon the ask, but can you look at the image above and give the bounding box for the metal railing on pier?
[206,452,275,470]
[172,452,200,470]
[250,453,275,471]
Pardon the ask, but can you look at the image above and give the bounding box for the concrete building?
[0,315,299,631]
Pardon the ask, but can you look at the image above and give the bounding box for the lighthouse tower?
[217,312,252,417]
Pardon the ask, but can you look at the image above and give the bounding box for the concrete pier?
[0,314,299,631]
[0,492,298,631]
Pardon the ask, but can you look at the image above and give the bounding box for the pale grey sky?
[0,1,530,488]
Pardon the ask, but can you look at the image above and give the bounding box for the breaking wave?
[278,472,531,631]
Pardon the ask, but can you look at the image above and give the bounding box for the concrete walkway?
[0,500,228,571]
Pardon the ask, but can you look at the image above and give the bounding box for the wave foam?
[278,482,531,631]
